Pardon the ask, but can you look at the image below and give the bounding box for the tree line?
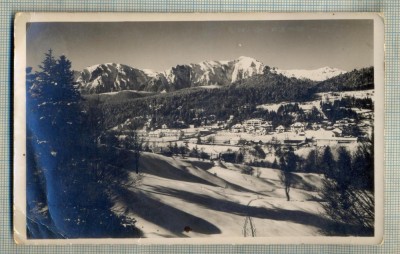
[276,141,374,235]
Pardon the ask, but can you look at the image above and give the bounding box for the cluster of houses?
[115,98,371,152]
[231,119,273,134]
[227,118,361,148]
[139,123,214,139]
[230,117,369,136]
[136,116,362,142]
[231,119,307,135]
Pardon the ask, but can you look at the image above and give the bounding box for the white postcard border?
[13,12,385,245]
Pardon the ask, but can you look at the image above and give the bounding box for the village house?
[148,128,183,139]
[231,123,245,133]
[246,126,256,133]
[136,130,148,138]
[243,119,273,133]
[332,128,343,137]
[148,129,163,138]
[256,128,270,135]
[290,122,305,133]
[244,118,264,128]
[162,129,183,138]
[262,122,274,133]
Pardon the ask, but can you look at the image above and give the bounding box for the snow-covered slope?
[112,152,332,238]
[275,67,346,81]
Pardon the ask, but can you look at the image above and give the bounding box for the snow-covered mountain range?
[274,67,346,82]
[75,56,346,94]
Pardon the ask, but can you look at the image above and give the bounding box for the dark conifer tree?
[321,146,335,178]
[26,51,142,238]
[321,146,374,235]
[304,150,318,173]
[352,136,374,191]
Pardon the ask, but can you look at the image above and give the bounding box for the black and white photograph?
[14,13,384,244]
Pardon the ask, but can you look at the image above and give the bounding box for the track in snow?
[242,197,262,237]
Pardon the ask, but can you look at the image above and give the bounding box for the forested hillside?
[315,67,374,92]
[93,66,374,130]
[97,71,317,129]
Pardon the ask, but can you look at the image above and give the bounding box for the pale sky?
[26,20,373,72]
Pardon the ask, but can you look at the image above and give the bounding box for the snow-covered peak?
[84,63,122,73]
[231,56,264,83]
[236,56,258,62]
[77,63,155,94]
[84,64,103,74]
[218,60,230,65]
[317,66,345,74]
[143,69,159,78]
[163,68,175,84]
[275,67,346,81]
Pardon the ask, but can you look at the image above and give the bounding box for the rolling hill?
[111,152,337,237]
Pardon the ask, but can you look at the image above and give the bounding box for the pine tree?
[32,50,81,162]
[304,150,317,173]
[173,142,179,155]
[35,49,57,101]
[27,51,142,238]
[336,147,352,190]
[321,146,335,177]
[54,55,80,102]
[27,50,83,237]
[179,144,187,158]
[235,152,244,164]
[190,146,199,159]
[352,137,374,191]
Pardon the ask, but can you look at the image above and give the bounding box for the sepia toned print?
[14,12,384,245]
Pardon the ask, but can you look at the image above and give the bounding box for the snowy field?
[111,152,334,238]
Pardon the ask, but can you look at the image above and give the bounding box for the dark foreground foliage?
[26,50,142,238]
[320,140,374,236]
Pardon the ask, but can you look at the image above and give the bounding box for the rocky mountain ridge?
[75,57,346,94]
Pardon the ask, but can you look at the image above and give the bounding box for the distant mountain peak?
[275,67,346,81]
[142,69,159,78]
[231,56,264,83]
[236,56,258,61]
